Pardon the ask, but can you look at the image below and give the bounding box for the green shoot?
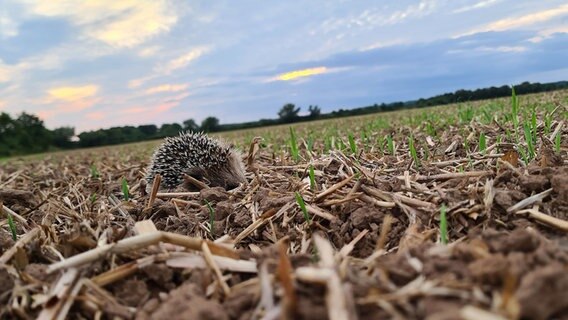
[89,193,97,204]
[306,135,315,153]
[376,135,385,154]
[479,132,486,154]
[7,212,17,241]
[544,114,552,135]
[409,135,420,167]
[511,86,519,128]
[204,200,215,237]
[523,123,535,161]
[555,133,561,154]
[386,135,395,155]
[324,136,331,152]
[121,177,130,201]
[308,165,316,191]
[518,146,529,165]
[440,204,448,245]
[289,127,300,162]
[348,133,357,154]
[90,165,100,179]
[294,192,310,224]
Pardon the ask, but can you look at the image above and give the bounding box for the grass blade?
[348,133,357,154]
[309,165,316,191]
[409,135,420,167]
[440,204,448,245]
[7,212,17,241]
[294,192,310,224]
[479,132,486,154]
[289,127,300,162]
[386,135,394,155]
[121,177,130,201]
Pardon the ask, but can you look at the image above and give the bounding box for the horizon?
[1,1,568,133]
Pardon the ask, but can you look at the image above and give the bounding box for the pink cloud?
[56,97,101,112]
[36,109,57,120]
[85,111,105,120]
[155,101,179,112]
[119,106,148,114]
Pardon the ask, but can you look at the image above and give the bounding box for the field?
[1,90,567,319]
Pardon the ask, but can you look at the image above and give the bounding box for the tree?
[14,112,52,153]
[278,103,300,123]
[0,113,17,156]
[138,124,158,137]
[308,105,321,118]
[200,117,220,132]
[159,123,183,137]
[51,127,75,149]
[183,119,199,132]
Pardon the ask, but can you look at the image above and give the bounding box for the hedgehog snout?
[226,181,240,190]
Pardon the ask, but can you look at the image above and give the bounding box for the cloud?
[138,46,161,57]
[119,107,148,114]
[529,26,568,42]
[128,47,209,88]
[145,83,189,94]
[0,58,31,83]
[85,111,105,120]
[128,76,154,89]
[48,85,98,101]
[155,101,179,112]
[447,45,527,54]
[157,47,209,74]
[460,4,568,36]
[273,67,328,81]
[36,110,57,120]
[26,0,178,48]
[0,100,5,110]
[0,13,18,38]
[453,0,500,14]
[317,1,440,35]
[42,85,100,114]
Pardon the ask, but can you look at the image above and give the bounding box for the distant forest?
[1,80,567,157]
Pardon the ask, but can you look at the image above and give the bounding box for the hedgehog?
[145,132,246,193]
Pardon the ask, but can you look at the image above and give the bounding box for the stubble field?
[1,90,567,319]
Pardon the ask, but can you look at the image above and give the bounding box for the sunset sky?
[1,1,567,133]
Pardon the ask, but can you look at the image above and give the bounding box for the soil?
[0,107,567,319]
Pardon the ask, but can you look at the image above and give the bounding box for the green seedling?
[409,135,420,167]
[7,212,17,241]
[440,204,448,245]
[294,192,310,224]
[309,165,316,191]
[307,135,315,153]
[511,86,519,129]
[479,132,486,154]
[121,177,130,201]
[90,165,100,178]
[386,135,395,155]
[289,127,299,162]
[348,133,357,154]
[523,123,535,161]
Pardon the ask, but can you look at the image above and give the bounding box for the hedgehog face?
[206,150,246,190]
[184,149,246,191]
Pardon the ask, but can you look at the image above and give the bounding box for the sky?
[0,1,567,133]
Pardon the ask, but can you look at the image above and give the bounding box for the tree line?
[1,80,566,157]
